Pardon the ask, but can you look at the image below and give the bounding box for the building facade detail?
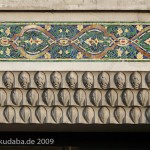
[0,71,149,124]
[0,23,150,61]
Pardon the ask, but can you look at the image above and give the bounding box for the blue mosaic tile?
[0,22,150,61]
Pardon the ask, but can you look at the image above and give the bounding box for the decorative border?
[0,22,150,61]
[0,71,149,124]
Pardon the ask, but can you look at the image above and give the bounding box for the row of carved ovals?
[0,106,150,124]
[0,89,150,106]
[1,71,150,89]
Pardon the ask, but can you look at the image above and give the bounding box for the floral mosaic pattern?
[0,23,150,61]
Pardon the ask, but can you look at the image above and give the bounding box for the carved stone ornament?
[98,72,109,89]
[18,71,30,89]
[114,72,126,89]
[114,107,125,124]
[4,106,15,123]
[145,72,150,88]
[90,89,102,106]
[74,89,86,106]
[0,71,149,124]
[27,89,39,106]
[34,72,46,89]
[58,89,70,106]
[66,72,78,89]
[82,72,94,89]
[137,90,149,106]
[98,107,109,123]
[35,106,47,123]
[11,89,23,105]
[20,106,31,123]
[0,89,7,106]
[83,107,94,123]
[42,89,54,106]
[51,107,63,123]
[130,107,141,124]
[106,90,118,106]
[145,108,150,122]
[122,90,134,106]
[130,72,141,89]
[3,72,14,89]
[67,107,78,123]
[50,72,62,89]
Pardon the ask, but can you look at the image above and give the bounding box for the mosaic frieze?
[0,71,149,124]
[0,23,150,61]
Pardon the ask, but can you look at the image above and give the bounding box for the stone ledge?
[0,62,149,71]
[0,0,150,10]
[0,12,150,22]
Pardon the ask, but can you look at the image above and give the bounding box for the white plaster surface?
[0,0,150,10]
[0,12,150,22]
[0,62,149,71]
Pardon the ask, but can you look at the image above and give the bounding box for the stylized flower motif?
[0,50,3,55]
[85,38,100,46]
[76,52,83,59]
[125,51,129,55]
[35,38,43,45]
[0,29,4,32]
[44,53,51,59]
[59,29,63,33]
[137,52,143,59]
[45,24,51,31]
[136,25,143,31]
[117,48,122,57]
[94,38,99,46]
[5,27,11,36]
[6,48,10,56]
[85,38,92,46]
[65,50,69,54]
[117,28,123,35]
[77,25,83,31]
[66,29,69,33]
[144,38,150,46]
[58,50,63,55]
[125,29,129,33]
[26,37,43,46]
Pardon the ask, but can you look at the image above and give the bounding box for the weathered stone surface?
[0,12,150,22]
[0,0,150,10]
[0,62,149,71]
[0,71,149,124]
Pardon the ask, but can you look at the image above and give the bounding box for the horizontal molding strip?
[0,12,149,22]
[0,62,149,71]
[0,0,150,10]
[0,22,150,61]
[0,106,149,124]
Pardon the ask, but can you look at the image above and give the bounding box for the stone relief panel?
[0,71,149,124]
[3,71,14,89]
[66,72,78,89]
[0,106,148,124]
[18,71,30,89]
[98,72,110,89]
[114,72,126,89]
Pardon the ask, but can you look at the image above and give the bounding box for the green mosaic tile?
[0,22,150,62]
